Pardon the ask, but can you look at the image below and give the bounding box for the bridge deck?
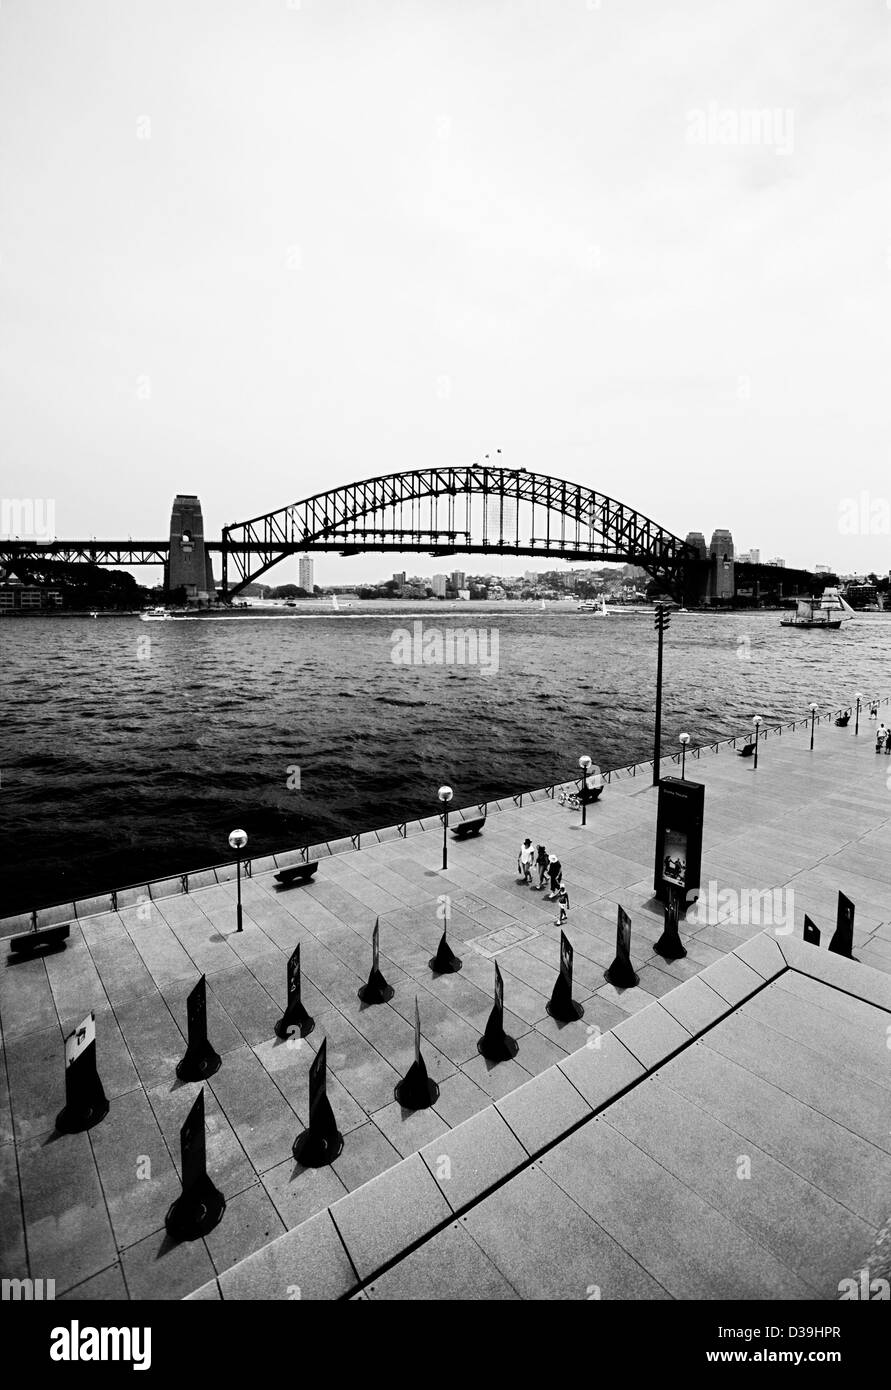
[1,717,889,1299]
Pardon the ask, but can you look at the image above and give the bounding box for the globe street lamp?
[228,828,248,932]
[855,692,863,736]
[752,716,762,771]
[578,754,592,825]
[438,785,453,870]
[809,702,818,751]
[679,732,691,780]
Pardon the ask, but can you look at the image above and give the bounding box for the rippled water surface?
[3,603,889,914]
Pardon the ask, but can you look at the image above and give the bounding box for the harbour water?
[3,603,889,915]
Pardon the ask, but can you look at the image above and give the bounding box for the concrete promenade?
[1,711,890,1299]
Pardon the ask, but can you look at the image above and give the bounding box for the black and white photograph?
[0,0,889,1361]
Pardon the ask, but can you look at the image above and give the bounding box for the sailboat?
[780,588,854,630]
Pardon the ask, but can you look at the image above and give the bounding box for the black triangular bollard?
[828,892,857,960]
[165,1088,225,1241]
[604,906,640,988]
[176,976,221,1081]
[274,943,315,1040]
[477,962,519,1062]
[292,1039,344,1167]
[56,1012,109,1134]
[654,890,687,961]
[394,999,440,1108]
[429,928,462,974]
[358,918,395,1003]
[546,931,583,1022]
[803,915,821,947]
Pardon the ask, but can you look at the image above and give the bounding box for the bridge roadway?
[1,713,890,1299]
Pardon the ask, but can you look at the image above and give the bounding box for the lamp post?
[438,785,453,870]
[653,604,671,786]
[752,716,762,771]
[854,692,862,736]
[578,754,592,825]
[809,702,818,751]
[228,828,248,932]
[679,732,690,780]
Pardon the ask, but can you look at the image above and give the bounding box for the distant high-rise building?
[431,574,448,597]
[299,556,314,592]
[768,557,785,568]
[393,571,406,586]
[815,564,831,574]
[738,548,760,565]
[450,570,465,591]
[684,532,708,559]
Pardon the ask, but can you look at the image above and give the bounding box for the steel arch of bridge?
[221,466,697,599]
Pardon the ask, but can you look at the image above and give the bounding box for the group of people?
[518,838,570,924]
[875,722,891,753]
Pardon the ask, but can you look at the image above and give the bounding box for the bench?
[737,743,756,758]
[274,861,319,886]
[9,923,71,956]
[451,816,486,839]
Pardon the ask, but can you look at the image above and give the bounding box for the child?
[517,838,535,884]
[555,882,570,925]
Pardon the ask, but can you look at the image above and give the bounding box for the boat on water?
[577,596,609,616]
[139,607,174,622]
[780,589,854,630]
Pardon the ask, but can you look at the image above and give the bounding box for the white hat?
[549,854,557,863]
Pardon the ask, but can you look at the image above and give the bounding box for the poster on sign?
[65,1012,96,1069]
[309,1038,327,1121]
[287,944,301,1003]
[560,932,573,989]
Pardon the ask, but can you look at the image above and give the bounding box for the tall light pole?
[854,692,862,735]
[653,604,671,786]
[578,754,592,825]
[438,785,453,870]
[752,716,762,771]
[228,828,248,932]
[679,732,690,780]
[809,702,818,751]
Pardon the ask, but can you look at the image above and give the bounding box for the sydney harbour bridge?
[0,463,816,604]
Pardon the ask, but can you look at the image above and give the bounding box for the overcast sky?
[1,0,889,584]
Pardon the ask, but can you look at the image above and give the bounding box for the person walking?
[555,881,570,925]
[534,844,549,891]
[547,854,562,899]
[517,838,535,884]
[877,723,888,752]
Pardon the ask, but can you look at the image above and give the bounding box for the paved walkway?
[1,715,889,1299]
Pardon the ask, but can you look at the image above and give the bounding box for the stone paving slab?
[2,714,890,1299]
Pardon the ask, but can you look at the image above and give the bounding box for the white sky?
[1,0,889,585]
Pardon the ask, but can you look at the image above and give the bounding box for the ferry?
[780,589,854,630]
[139,607,174,622]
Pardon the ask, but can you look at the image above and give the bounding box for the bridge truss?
[220,466,698,600]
